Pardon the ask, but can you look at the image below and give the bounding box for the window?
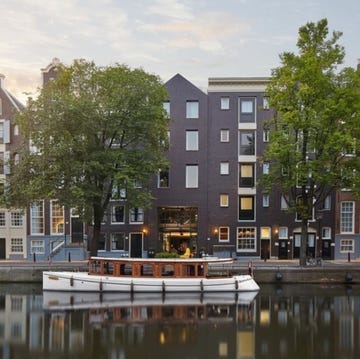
[14,125,19,136]
[239,98,255,123]
[239,196,255,221]
[263,97,270,110]
[262,194,269,207]
[237,227,256,251]
[110,232,125,251]
[263,162,270,174]
[11,238,23,253]
[239,131,255,155]
[163,101,170,116]
[220,162,229,175]
[220,194,229,207]
[263,129,270,142]
[10,211,23,227]
[324,195,331,210]
[279,227,288,239]
[130,207,144,223]
[219,227,230,241]
[186,130,199,151]
[158,168,169,188]
[111,205,125,223]
[31,240,45,254]
[186,165,198,188]
[240,99,253,114]
[31,201,44,235]
[220,97,230,110]
[0,211,5,226]
[51,200,64,235]
[322,227,331,239]
[341,202,354,233]
[340,239,354,253]
[220,129,229,142]
[239,163,254,187]
[281,195,288,210]
[260,227,271,239]
[186,100,199,119]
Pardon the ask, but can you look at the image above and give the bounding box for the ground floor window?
[110,232,125,251]
[219,227,230,242]
[11,238,23,253]
[340,239,354,253]
[237,227,256,252]
[31,239,45,254]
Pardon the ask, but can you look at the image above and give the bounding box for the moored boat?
[42,256,260,293]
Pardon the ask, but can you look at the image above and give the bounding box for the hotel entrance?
[158,207,198,255]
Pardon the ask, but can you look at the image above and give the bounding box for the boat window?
[90,260,102,274]
[161,264,174,276]
[120,264,132,275]
[141,264,153,276]
[197,264,205,277]
[183,264,195,277]
[104,262,114,275]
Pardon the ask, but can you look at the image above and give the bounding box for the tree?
[5,59,170,255]
[261,19,360,266]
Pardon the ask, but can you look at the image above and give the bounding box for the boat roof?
[89,256,233,264]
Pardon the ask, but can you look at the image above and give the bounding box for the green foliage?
[4,59,170,254]
[155,252,180,258]
[260,19,360,265]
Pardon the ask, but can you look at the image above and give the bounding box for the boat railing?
[88,257,210,279]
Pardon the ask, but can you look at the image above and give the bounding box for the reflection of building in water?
[0,294,27,346]
[255,287,360,358]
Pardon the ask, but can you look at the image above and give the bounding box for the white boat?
[42,256,260,293]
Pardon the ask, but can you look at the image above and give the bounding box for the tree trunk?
[89,203,104,256]
[299,219,308,266]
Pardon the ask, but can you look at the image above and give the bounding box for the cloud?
[146,0,194,20]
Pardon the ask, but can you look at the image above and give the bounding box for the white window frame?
[110,232,126,251]
[263,129,270,142]
[50,200,64,235]
[129,208,144,224]
[220,194,229,207]
[31,239,45,254]
[262,194,269,207]
[236,227,256,252]
[263,162,270,174]
[340,239,354,253]
[31,200,44,235]
[10,238,23,253]
[219,227,230,242]
[220,129,229,143]
[163,101,170,117]
[10,211,23,227]
[340,201,354,234]
[220,162,229,175]
[186,100,199,119]
[279,227,288,239]
[260,227,271,239]
[111,205,125,224]
[186,130,199,151]
[220,97,230,110]
[322,227,331,239]
[186,165,198,188]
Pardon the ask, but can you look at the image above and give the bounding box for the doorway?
[0,238,5,259]
[130,233,143,258]
[278,240,288,259]
[261,239,270,260]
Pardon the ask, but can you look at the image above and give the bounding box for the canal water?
[0,283,359,359]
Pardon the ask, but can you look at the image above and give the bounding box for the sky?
[1,0,359,105]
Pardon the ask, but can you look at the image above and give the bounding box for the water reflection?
[1,284,360,358]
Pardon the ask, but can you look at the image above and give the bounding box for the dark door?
[0,238,5,259]
[261,239,270,260]
[322,240,332,259]
[71,218,84,244]
[130,233,142,258]
[278,240,288,259]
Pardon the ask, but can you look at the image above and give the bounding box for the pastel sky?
[1,0,359,104]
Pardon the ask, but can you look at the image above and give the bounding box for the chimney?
[0,73,4,88]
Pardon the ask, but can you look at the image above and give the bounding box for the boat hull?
[43,271,260,293]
